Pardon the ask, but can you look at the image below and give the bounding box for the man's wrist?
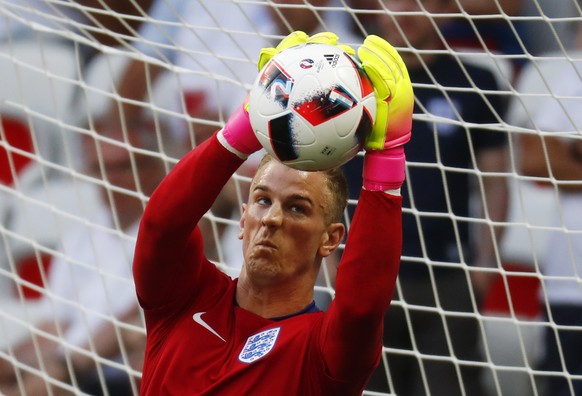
[219,104,261,158]
[217,129,249,159]
[362,146,406,191]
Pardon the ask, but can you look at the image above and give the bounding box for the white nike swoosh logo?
[193,312,226,342]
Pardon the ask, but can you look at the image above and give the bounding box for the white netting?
[1,1,582,395]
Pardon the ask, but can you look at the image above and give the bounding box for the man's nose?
[261,203,283,227]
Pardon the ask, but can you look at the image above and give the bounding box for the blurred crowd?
[1,0,581,395]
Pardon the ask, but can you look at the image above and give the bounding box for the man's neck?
[235,270,317,319]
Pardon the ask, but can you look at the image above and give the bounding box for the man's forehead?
[255,160,309,180]
[252,161,326,192]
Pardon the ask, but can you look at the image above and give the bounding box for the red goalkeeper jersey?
[133,134,402,395]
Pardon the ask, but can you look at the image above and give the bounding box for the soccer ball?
[247,43,377,171]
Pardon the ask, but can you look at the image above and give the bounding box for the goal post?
[1,1,581,395]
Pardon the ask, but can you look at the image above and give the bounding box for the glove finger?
[359,40,409,107]
[306,32,355,56]
[358,36,400,150]
[358,46,391,100]
[258,31,309,71]
[337,44,355,56]
[364,35,409,81]
[360,58,389,149]
[364,91,389,150]
[276,30,308,51]
[359,45,401,92]
[365,36,414,115]
[364,36,414,122]
[306,31,338,45]
[257,47,278,71]
[361,36,414,150]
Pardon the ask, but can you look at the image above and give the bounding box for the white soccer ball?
[247,43,377,171]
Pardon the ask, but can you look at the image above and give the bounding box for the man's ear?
[319,222,345,257]
[239,203,248,240]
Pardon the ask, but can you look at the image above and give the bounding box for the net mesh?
[1,1,581,395]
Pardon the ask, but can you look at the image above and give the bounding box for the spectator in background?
[344,0,510,395]
[0,0,157,299]
[510,23,582,396]
[348,0,525,78]
[0,0,154,64]
[106,0,360,141]
[519,0,582,56]
[443,0,582,67]
[0,0,157,191]
[440,0,526,72]
[0,119,171,396]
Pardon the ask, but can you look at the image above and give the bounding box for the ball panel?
[355,106,375,146]
[287,136,362,171]
[256,60,293,110]
[293,84,356,127]
[268,113,299,162]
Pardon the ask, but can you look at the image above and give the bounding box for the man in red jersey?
[132,31,413,395]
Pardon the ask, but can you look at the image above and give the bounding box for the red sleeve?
[132,133,245,310]
[320,189,402,381]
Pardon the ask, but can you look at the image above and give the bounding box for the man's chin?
[245,257,281,282]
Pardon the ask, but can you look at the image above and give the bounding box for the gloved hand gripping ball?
[357,35,414,191]
[246,31,374,171]
[219,31,357,159]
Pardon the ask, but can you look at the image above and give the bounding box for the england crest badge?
[238,327,281,364]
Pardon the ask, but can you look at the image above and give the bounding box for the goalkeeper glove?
[357,35,414,191]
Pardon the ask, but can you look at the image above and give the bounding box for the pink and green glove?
[217,100,261,159]
[358,35,414,191]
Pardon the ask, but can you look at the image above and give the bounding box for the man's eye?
[257,197,270,205]
[290,205,305,213]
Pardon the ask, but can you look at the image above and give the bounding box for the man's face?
[239,160,337,284]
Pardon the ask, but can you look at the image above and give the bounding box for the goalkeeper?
[132,31,413,395]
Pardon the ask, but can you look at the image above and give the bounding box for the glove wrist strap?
[218,104,261,158]
[363,146,406,191]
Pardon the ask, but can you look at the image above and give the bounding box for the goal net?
[1,0,581,395]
